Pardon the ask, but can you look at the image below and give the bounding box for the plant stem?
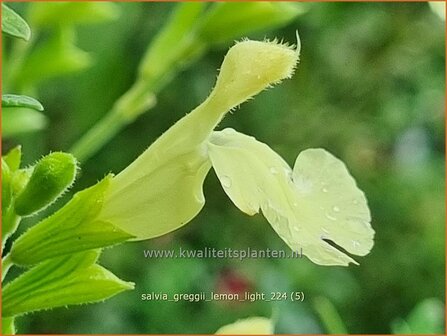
[70,81,156,161]
[69,3,207,162]
[313,296,348,334]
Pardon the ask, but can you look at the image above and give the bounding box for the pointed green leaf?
[10,175,134,266]
[2,94,44,111]
[15,152,78,216]
[2,158,12,213]
[3,250,134,317]
[138,2,207,85]
[199,2,305,45]
[3,145,22,172]
[1,4,31,41]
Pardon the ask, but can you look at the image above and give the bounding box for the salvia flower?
[12,36,374,267]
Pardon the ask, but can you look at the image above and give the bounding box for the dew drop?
[221,175,232,188]
[270,167,278,175]
[325,213,337,221]
[352,240,360,248]
[322,187,328,193]
[293,202,299,207]
[293,226,300,232]
[353,200,359,205]
[321,227,329,234]
[333,206,340,212]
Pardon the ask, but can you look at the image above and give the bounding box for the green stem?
[313,297,348,334]
[69,3,207,162]
[70,81,156,161]
[2,254,13,282]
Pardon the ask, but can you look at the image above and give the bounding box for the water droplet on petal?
[325,213,337,221]
[333,206,340,212]
[293,202,299,207]
[270,167,278,175]
[221,175,232,188]
[352,240,360,247]
[321,227,329,234]
[322,187,328,193]
[353,200,359,205]
[293,226,300,232]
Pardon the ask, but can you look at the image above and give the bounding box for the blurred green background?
[2,2,445,334]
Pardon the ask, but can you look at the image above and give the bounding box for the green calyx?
[10,175,134,266]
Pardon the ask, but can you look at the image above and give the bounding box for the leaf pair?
[3,250,133,318]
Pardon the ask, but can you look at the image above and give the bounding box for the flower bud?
[208,38,299,112]
[14,152,77,216]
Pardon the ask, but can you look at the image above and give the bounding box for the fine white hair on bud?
[209,38,300,112]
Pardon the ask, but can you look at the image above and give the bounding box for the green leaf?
[3,146,22,172]
[198,2,305,45]
[2,108,48,137]
[2,317,15,334]
[138,2,207,87]
[14,152,78,216]
[3,250,134,317]
[1,4,31,41]
[2,94,44,111]
[10,175,134,266]
[16,27,91,87]
[29,2,119,27]
[1,158,12,215]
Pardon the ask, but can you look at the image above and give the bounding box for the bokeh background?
[2,2,445,334]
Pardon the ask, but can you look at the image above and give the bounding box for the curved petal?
[208,129,374,266]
